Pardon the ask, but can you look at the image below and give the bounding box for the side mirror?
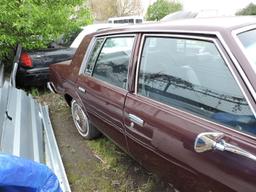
[194,132,224,153]
[195,132,256,162]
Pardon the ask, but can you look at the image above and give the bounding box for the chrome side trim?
[47,82,57,93]
[27,67,49,73]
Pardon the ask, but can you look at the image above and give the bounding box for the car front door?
[76,35,136,150]
[124,34,256,192]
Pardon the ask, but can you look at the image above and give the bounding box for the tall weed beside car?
[0,0,93,63]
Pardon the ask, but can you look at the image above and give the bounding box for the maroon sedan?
[48,17,256,192]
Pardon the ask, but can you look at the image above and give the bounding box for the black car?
[16,24,118,87]
[16,48,75,87]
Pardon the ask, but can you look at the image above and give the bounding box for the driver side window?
[138,36,256,136]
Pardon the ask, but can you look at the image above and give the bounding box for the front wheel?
[71,99,100,139]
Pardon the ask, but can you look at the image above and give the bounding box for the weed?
[87,137,123,170]
[86,137,158,192]
[30,87,40,97]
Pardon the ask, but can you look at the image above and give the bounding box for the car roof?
[70,24,125,48]
[95,16,256,36]
[161,16,256,29]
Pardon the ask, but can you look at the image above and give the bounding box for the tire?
[71,99,100,139]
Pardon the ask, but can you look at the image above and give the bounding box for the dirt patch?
[38,92,175,192]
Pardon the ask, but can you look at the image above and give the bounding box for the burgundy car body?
[49,17,256,192]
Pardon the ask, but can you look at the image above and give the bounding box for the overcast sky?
[141,0,256,16]
[181,0,256,15]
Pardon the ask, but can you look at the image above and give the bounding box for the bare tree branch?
[90,0,142,21]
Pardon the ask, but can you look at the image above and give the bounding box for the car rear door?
[124,34,256,192]
[76,35,136,150]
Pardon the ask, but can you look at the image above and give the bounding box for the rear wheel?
[71,99,100,139]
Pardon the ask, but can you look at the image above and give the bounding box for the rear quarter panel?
[49,34,94,97]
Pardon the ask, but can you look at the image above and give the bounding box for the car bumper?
[16,67,49,87]
[47,81,57,93]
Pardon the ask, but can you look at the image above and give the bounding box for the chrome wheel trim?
[71,100,89,137]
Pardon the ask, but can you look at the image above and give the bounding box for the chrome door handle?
[194,132,256,161]
[78,86,86,93]
[128,114,144,127]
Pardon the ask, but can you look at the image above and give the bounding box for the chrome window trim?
[95,28,255,103]
[232,24,256,35]
[231,25,256,88]
[212,35,256,117]
[78,37,105,76]
[134,33,256,139]
[80,34,137,91]
[94,29,221,38]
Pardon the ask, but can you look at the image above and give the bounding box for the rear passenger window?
[93,36,134,89]
[138,36,256,136]
[86,38,104,73]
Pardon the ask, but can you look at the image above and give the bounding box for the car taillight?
[20,52,33,68]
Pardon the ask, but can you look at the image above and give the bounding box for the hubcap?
[72,101,89,136]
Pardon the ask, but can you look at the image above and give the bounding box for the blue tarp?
[0,154,62,192]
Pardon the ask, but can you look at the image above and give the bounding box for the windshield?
[238,29,256,67]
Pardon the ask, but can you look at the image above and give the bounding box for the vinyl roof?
[98,16,256,35]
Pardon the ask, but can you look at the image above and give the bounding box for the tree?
[146,0,182,21]
[89,0,142,21]
[0,0,93,61]
[236,3,256,15]
[116,0,142,17]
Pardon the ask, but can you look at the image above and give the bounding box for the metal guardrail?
[0,82,44,161]
[41,105,71,192]
[0,82,71,191]
[0,61,3,87]
[10,44,22,87]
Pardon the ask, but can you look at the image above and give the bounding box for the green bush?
[0,0,93,63]
[146,0,182,21]
[236,3,256,15]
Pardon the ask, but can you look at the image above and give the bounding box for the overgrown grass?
[26,87,49,97]
[87,137,123,170]
[84,137,156,192]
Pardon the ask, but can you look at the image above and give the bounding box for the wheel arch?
[64,94,73,107]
